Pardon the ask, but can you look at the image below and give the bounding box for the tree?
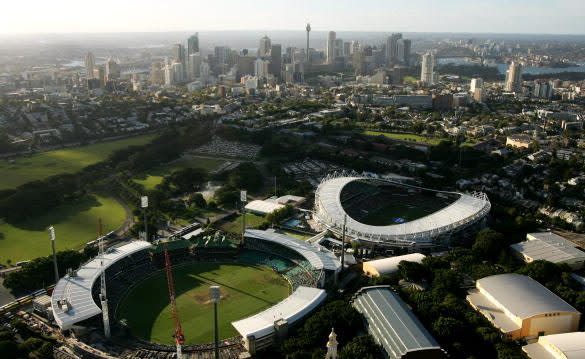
[517,260,562,285]
[339,335,380,359]
[398,260,428,282]
[472,229,505,260]
[432,316,463,340]
[0,340,18,359]
[190,193,207,208]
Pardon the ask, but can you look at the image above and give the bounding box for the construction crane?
[164,245,185,358]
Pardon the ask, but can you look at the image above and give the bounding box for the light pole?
[141,196,148,241]
[48,226,59,284]
[240,190,247,245]
[341,215,346,274]
[210,285,221,359]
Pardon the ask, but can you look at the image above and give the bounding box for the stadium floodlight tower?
[48,226,59,285]
[210,285,221,359]
[98,225,111,339]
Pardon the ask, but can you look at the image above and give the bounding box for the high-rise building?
[420,52,435,86]
[187,33,199,55]
[105,58,120,81]
[188,53,202,80]
[335,39,344,58]
[164,59,174,86]
[403,39,412,66]
[505,61,523,92]
[534,80,553,99]
[386,33,402,65]
[85,52,96,80]
[327,31,336,64]
[150,62,165,85]
[343,42,351,57]
[237,55,255,78]
[200,61,210,84]
[351,41,360,54]
[470,78,484,93]
[172,62,184,83]
[173,44,185,65]
[258,35,271,57]
[254,58,270,78]
[270,44,282,80]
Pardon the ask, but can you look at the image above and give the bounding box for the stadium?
[50,229,340,358]
[313,172,491,248]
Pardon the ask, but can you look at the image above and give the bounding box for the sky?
[0,0,584,35]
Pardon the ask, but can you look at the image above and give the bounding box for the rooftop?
[231,286,326,340]
[475,274,579,320]
[51,241,152,330]
[511,232,585,265]
[523,332,585,359]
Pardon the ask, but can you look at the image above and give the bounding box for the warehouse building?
[467,274,581,340]
[510,232,585,269]
[362,253,426,277]
[522,332,585,359]
[352,286,446,359]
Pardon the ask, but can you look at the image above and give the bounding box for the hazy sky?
[1,0,584,34]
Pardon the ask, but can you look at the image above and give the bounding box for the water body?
[438,57,585,75]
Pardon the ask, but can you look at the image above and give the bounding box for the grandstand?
[314,172,491,248]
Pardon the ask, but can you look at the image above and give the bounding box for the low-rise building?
[362,253,426,277]
[467,274,580,340]
[352,286,445,359]
[510,232,585,269]
[522,332,585,359]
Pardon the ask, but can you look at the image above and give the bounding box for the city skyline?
[0,0,584,35]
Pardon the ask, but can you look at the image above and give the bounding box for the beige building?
[523,332,585,359]
[467,274,580,340]
[362,253,425,277]
[506,134,532,149]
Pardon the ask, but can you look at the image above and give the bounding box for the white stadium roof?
[314,174,490,246]
[245,229,341,272]
[231,286,326,340]
[51,241,152,330]
[476,273,579,320]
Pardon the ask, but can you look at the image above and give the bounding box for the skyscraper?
[386,33,402,65]
[105,58,120,81]
[335,39,344,58]
[327,31,336,64]
[420,52,435,86]
[187,33,199,55]
[254,58,269,79]
[505,61,523,92]
[173,44,186,65]
[85,52,96,79]
[258,35,271,57]
[270,44,282,80]
[188,53,202,79]
[403,39,412,65]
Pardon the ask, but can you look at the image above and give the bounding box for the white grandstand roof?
[51,241,152,330]
[231,286,326,340]
[314,175,490,245]
[510,232,585,265]
[245,200,284,215]
[523,332,585,359]
[475,274,579,320]
[245,229,341,271]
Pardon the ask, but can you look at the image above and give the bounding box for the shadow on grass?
[8,195,102,231]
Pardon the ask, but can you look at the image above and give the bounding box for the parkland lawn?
[363,130,445,145]
[0,195,126,265]
[0,134,156,190]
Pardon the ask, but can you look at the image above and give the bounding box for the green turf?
[0,135,156,190]
[117,262,290,344]
[363,131,445,145]
[0,195,126,265]
[279,230,313,241]
[219,213,266,234]
[133,157,226,191]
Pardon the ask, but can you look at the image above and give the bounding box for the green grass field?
[0,195,126,265]
[0,135,156,190]
[133,156,226,191]
[117,262,290,344]
[219,213,266,233]
[363,130,445,145]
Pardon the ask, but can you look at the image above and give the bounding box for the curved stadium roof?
[51,241,152,330]
[314,174,490,246]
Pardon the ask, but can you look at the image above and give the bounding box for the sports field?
[117,262,290,344]
[133,156,226,191]
[363,130,445,145]
[219,213,266,233]
[0,134,156,190]
[0,195,126,265]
